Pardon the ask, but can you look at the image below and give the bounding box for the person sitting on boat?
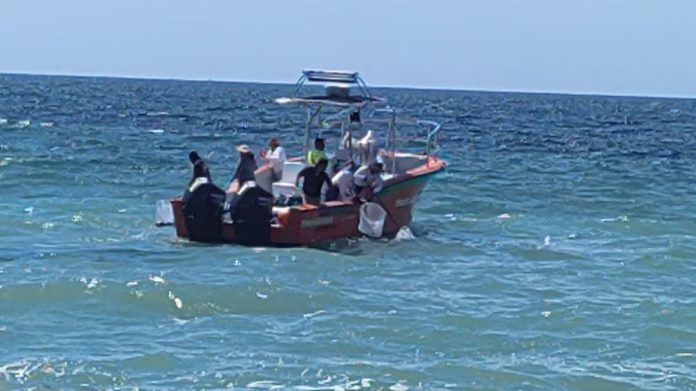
[295,158,331,206]
[331,160,356,202]
[306,138,327,165]
[227,144,257,193]
[259,137,286,182]
[353,162,384,202]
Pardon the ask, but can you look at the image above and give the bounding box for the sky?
[1,0,696,97]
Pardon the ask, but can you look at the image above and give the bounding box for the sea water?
[1,74,695,390]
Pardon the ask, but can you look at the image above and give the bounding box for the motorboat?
[167,70,446,247]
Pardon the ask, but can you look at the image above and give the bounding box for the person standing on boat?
[307,138,327,165]
[295,158,331,206]
[259,137,286,182]
[227,144,257,193]
[331,160,355,202]
[353,162,384,202]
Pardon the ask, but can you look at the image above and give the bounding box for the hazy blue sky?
[2,0,695,97]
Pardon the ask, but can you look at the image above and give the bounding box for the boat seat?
[272,161,305,198]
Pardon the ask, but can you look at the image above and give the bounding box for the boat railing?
[417,120,442,156]
[370,109,442,157]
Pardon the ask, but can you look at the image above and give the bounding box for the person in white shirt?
[260,138,287,182]
[353,162,384,202]
[331,162,355,202]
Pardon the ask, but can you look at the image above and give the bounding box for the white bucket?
[358,202,387,238]
[155,199,174,226]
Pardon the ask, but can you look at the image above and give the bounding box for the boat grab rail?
[417,120,442,156]
[370,109,443,156]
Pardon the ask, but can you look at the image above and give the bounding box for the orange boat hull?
[172,157,445,247]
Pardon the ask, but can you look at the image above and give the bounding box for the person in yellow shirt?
[307,138,327,165]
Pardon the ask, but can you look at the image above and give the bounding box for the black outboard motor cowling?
[182,183,226,243]
[231,186,273,246]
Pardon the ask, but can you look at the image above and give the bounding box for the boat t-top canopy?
[304,70,360,83]
[274,69,440,158]
[275,69,384,107]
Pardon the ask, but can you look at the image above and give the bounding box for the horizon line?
[2,70,695,101]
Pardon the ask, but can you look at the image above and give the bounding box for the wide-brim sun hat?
[236,144,252,154]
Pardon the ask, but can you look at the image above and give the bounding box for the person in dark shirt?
[295,158,331,206]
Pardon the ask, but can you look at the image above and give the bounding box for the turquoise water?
[1,74,696,390]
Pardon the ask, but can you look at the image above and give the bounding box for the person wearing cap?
[295,158,331,206]
[260,137,286,182]
[227,144,257,193]
[353,162,384,202]
[306,138,327,165]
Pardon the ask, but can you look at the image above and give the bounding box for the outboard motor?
[182,181,226,243]
[230,185,273,246]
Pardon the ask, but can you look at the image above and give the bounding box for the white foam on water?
[173,317,189,325]
[40,122,54,128]
[14,120,30,129]
[167,290,183,308]
[318,376,333,385]
[497,213,512,220]
[146,111,169,116]
[389,383,408,391]
[395,226,415,241]
[601,215,629,222]
[148,129,165,134]
[86,278,99,289]
[303,310,326,319]
[149,275,166,285]
[247,380,283,389]
[256,292,268,299]
[126,281,138,287]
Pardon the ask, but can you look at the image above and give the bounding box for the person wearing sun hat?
[227,144,257,193]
